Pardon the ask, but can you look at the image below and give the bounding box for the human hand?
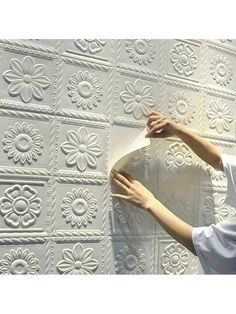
[145,111,179,138]
[111,169,156,210]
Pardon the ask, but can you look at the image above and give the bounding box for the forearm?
[146,197,196,255]
[175,124,222,170]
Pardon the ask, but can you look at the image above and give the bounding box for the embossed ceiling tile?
[0,242,50,275]
[205,45,236,91]
[0,50,57,108]
[109,199,155,236]
[56,57,113,119]
[166,39,201,83]
[161,189,197,227]
[198,141,233,188]
[150,139,197,178]
[0,114,54,171]
[55,117,108,176]
[156,173,198,228]
[109,236,154,274]
[115,39,162,73]
[113,71,162,122]
[54,181,108,233]
[162,83,202,131]
[53,239,105,275]
[156,237,198,274]
[0,177,50,233]
[197,187,234,227]
[62,39,113,63]
[202,94,235,138]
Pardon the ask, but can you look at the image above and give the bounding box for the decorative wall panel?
[0,39,235,275]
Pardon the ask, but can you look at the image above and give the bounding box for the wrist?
[144,196,157,212]
[174,123,186,137]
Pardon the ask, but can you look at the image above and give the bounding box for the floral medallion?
[120,79,156,120]
[74,39,106,54]
[170,42,197,77]
[56,243,99,275]
[2,122,44,165]
[203,193,230,225]
[210,55,232,86]
[0,248,40,274]
[114,201,145,229]
[161,243,189,274]
[67,71,103,110]
[61,188,98,228]
[0,185,41,228]
[125,39,155,65]
[115,245,146,274]
[168,91,195,125]
[61,127,103,172]
[3,56,51,103]
[165,143,193,170]
[206,99,233,134]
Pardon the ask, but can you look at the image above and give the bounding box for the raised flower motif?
[61,188,98,228]
[3,56,51,103]
[161,242,189,275]
[61,127,103,172]
[0,185,41,228]
[114,200,145,229]
[210,55,232,86]
[74,39,106,54]
[125,39,155,65]
[165,143,193,170]
[170,42,197,77]
[115,245,146,274]
[0,248,40,275]
[168,91,195,125]
[67,71,103,110]
[120,79,156,120]
[203,193,230,225]
[56,243,99,275]
[2,122,44,165]
[206,99,233,134]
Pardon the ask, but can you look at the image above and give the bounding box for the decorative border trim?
[0,167,51,177]
[0,99,54,115]
[0,41,57,59]
[109,235,154,241]
[0,108,53,121]
[53,235,104,243]
[204,39,236,56]
[62,54,111,72]
[53,230,104,237]
[113,117,146,128]
[0,39,57,54]
[164,75,201,91]
[57,115,108,129]
[57,109,109,123]
[117,63,161,82]
[0,237,47,244]
[55,175,106,185]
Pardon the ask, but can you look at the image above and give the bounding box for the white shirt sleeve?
[192,153,236,274]
[221,153,236,207]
